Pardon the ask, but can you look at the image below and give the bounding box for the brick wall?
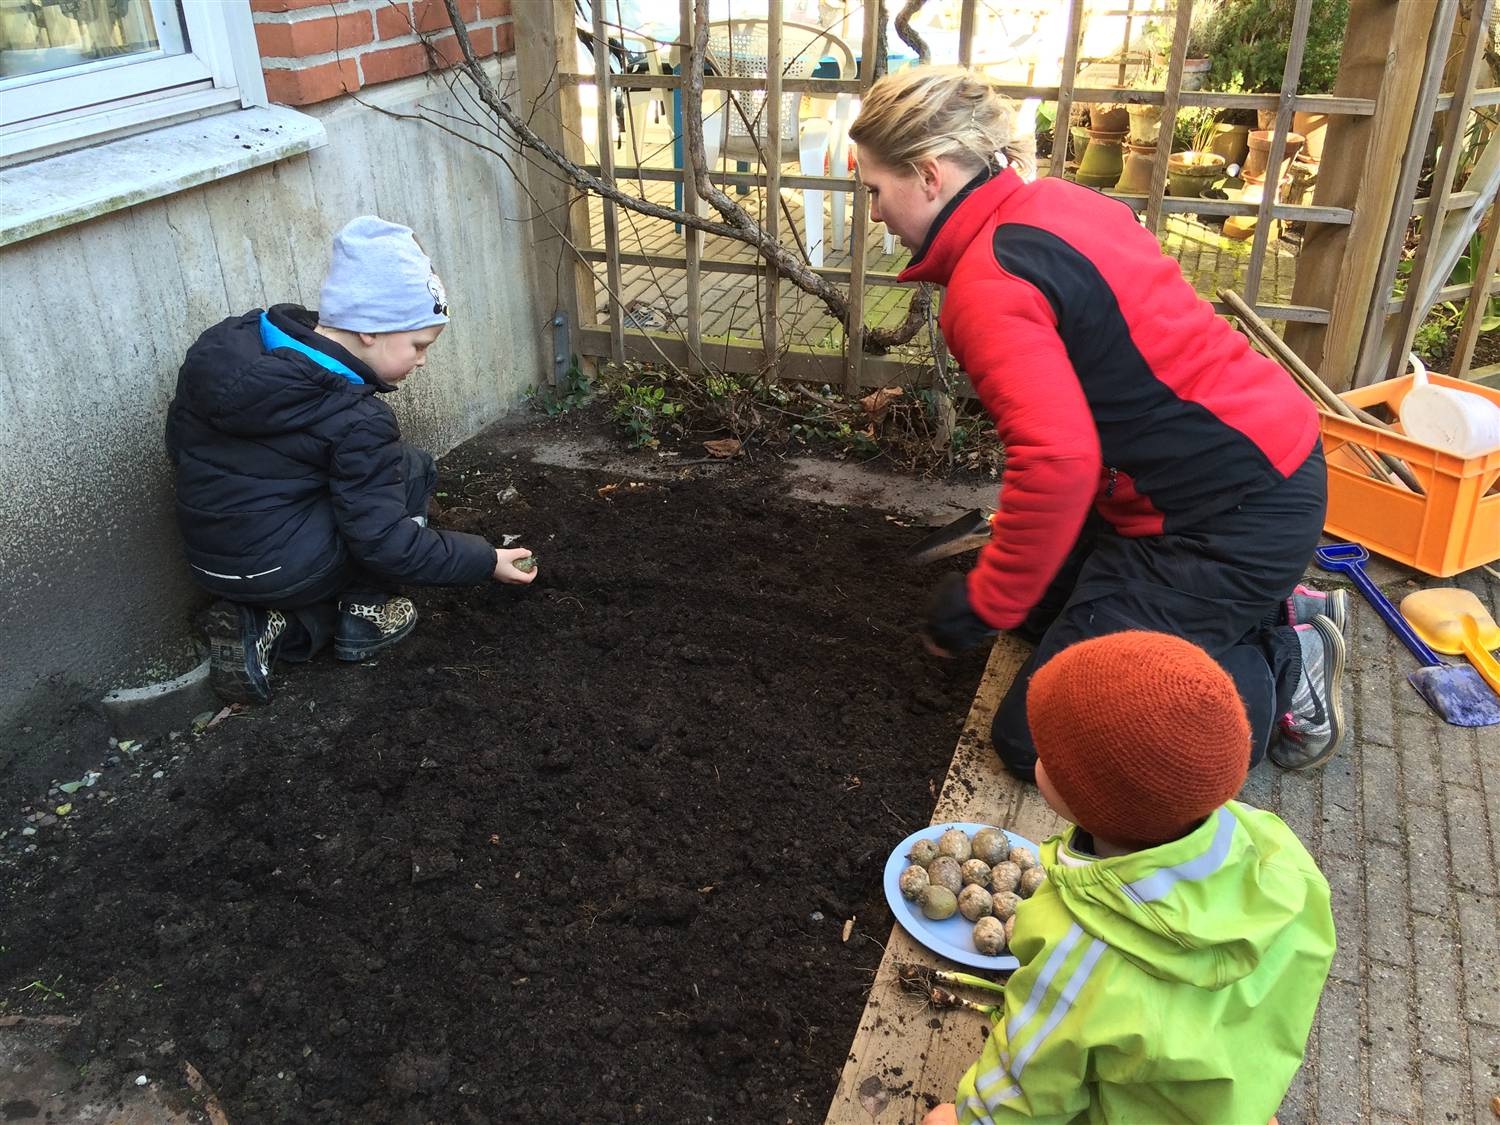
[253,0,515,107]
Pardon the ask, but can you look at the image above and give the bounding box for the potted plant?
[1167,106,1227,198]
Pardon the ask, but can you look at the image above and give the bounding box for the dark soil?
[0,428,987,1124]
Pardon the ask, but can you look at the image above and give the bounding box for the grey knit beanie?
[318,216,449,333]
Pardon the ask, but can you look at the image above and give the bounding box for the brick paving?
[1249,554,1500,1124]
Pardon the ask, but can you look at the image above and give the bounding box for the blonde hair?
[848,66,1035,181]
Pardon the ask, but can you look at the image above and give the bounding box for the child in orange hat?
[923,631,1335,1125]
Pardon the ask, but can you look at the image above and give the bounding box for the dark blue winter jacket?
[166,304,496,601]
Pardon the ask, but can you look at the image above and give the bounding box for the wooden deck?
[584,164,1304,358]
[822,633,1066,1123]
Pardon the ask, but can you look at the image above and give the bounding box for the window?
[0,0,264,160]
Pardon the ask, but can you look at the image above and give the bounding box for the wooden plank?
[680,0,702,373]
[764,0,784,369]
[844,0,880,394]
[1382,0,1493,379]
[593,0,625,363]
[1450,200,1500,378]
[823,634,1067,1124]
[1049,0,1086,180]
[514,1,595,382]
[1353,0,1460,385]
[1283,0,1437,390]
[1243,0,1314,304]
[1144,0,1192,235]
[958,0,976,67]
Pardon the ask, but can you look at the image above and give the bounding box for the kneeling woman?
[848,67,1348,775]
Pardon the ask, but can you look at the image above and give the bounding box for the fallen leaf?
[183,1061,231,1125]
[842,916,855,942]
[857,1074,889,1118]
[860,386,903,420]
[204,705,234,731]
[703,437,742,458]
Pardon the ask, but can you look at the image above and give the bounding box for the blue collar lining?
[259,312,363,385]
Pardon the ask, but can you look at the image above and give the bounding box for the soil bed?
[0,428,986,1124]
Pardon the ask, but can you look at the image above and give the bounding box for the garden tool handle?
[1219,289,1425,495]
[1461,617,1500,696]
[1315,544,1443,665]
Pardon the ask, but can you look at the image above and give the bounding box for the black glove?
[925,572,999,653]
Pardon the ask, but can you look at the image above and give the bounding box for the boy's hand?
[493,547,538,585]
[925,572,997,654]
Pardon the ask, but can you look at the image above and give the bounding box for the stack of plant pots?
[1224,128,1305,240]
[1076,102,1128,189]
[1115,104,1163,194]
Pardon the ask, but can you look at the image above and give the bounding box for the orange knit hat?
[1027,632,1250,848]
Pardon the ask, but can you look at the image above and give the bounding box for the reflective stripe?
[1011,937,1107,1076]
[191,564,283,581]
[962,1090,1009,1123]
[1006,923,1084,1041]
[1124,806,1237,904]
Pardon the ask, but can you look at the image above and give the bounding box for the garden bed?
[0,427,987,1124]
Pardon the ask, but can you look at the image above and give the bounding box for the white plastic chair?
[702,19,855,267]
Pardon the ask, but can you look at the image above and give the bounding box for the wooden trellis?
[511,0,1498,393]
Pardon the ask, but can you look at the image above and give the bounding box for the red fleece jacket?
[900,170,1318,630]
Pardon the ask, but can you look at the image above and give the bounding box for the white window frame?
[1,0,267,163]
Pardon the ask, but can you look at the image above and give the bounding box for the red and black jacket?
[901,169,1319,630]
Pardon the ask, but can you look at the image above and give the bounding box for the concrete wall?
[0,66,544,729]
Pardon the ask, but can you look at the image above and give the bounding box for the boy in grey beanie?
[166,216,538,705]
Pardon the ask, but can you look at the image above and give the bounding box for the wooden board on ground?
[824,633,1066,1124]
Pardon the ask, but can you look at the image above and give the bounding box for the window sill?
[0,104,327,248]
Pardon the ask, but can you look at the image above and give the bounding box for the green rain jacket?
[955,802,1335,1124]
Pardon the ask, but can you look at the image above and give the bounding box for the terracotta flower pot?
[1115,142,1158,194]
[1208,123,1250,168]
[1166,150,1226,198]
[1069,125,1091,163]
[1126,104,1162,146]
[1242,130,1305,183]
[1077,129,1126,188]
[1181,58,1210,91]
[1292,111,1330,164]
[1089,103,1130,134]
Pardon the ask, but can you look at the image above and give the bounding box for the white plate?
[883,821,1040,971]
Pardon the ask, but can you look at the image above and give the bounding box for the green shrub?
[1200,0,1349,94]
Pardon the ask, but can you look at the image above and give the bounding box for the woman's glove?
[924,572,998,654]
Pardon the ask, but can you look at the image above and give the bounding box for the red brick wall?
[254,0,515,107]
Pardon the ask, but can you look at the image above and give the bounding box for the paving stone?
[1436,718,1482,792]
[1280,769,1322,854]
[1455,893,1500,1030]
[1352,612,1395,747]
[1396,704,1445,809]
[1320,750,1360,861]
[1405,802,1455,918]
[1445,784,1497,898]
[1466,1022,1500,1125]
[1281,1052,1315,1125]
[1478,742,1500,903]
[1366,960,1417,1122]
[1241,759,1278,811]
[1411,914,1468,1064]
[1316,978,1366,1124]
[1417,1052,1470,1125]
[1366,842,1413,966]
[1361,744,1407,847]
[1324,850,1365,984]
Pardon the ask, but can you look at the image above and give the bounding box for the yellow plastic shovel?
[1400,588,1500,696]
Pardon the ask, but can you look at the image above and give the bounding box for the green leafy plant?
[610,380,684,448]
[532,355,593,416]
[1200,0,1349,94]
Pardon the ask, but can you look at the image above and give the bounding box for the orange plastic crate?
[1320,372,1500,577]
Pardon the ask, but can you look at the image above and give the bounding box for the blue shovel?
[1316,543,1500,727]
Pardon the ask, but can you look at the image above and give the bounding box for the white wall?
[0,65,545,727]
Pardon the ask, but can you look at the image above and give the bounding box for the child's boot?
[334,595,418,661]
[1269,614,1347,770]
[205,601,287,704]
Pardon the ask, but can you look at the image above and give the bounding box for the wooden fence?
[511,0,1499,393]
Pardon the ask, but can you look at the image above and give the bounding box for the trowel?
[1400,587,1500,697]
[908,509,996,564]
